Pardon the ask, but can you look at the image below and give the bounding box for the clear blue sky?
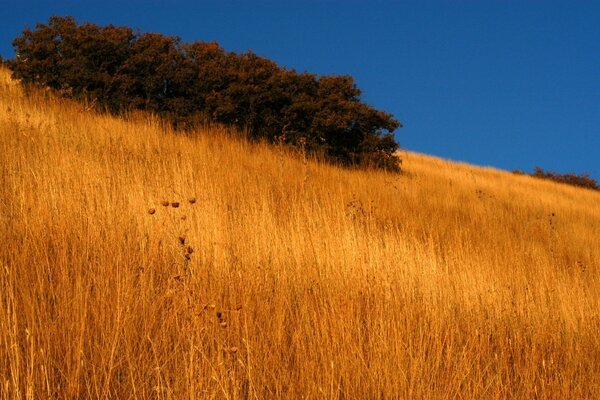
[1,0,599,178]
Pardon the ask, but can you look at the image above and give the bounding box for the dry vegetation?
[1,66,599,399]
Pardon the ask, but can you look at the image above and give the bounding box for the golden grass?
[1,67,599,399]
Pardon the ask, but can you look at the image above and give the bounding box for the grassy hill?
[1,66,599,399]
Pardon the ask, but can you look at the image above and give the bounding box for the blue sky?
[1,0,599,178]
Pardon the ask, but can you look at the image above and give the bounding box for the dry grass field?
[1,66,599,399]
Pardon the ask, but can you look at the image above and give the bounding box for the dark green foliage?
[10,16,402,171]
[530,167,599,191]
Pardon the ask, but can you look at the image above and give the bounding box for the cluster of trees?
[530,167,599,191]
[513,167,599,191]
[9,16,402,171]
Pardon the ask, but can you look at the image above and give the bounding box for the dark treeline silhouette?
[9,16,402,171]
[530,167,599,191]
[513,167,599,191]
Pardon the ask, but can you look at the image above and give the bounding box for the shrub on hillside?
[10,16,402,171]
[531,167,599,191]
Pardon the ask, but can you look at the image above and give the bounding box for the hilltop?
[1,67,599,398]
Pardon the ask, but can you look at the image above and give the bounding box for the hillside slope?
[1,67,599,399]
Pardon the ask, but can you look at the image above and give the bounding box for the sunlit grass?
[1,67,599,399]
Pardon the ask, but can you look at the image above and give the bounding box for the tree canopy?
[10,16,402,171]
